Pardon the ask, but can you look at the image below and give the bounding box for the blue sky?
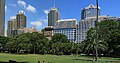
[5,0,120,32]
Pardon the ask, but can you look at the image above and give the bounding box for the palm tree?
[84,28,108,61]
[95,0,99,61]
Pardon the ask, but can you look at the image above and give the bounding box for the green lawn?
[0,53,120,63]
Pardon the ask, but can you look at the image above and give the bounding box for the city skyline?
[5,0,120,34]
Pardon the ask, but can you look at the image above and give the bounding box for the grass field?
[0,53,120,63]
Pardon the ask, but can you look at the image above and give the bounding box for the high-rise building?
[48,8,60,26]
[7,19,17,37]
[81,4,100,19]
[76,4,120,43]
[16,10,26,29]
[75,4,100,43]
[75,24,80,43]
[76,16,120,42]
[54,19,77,42]
[0,0,5,36]
[7,10,27,37]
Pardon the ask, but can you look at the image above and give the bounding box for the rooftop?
[57,19,77,22]
[55,19,77,29]
[84,4,100,9]
[19,10,25,14]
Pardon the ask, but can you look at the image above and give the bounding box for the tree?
[5,32,49,54]
[84,28,108,61]
[97,20,120,56]
[26,32,48,54]
[15,33,30,53]
[0,36,9,52]
[84,20,120,60]
[51,33,69,43]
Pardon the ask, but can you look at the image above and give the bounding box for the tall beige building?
[7,19,17,37]
[48,8,60,27]
[16,10,26,29]
[7,10,27,37]
[0,0,5,36]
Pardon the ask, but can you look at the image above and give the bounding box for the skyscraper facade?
[81,4,100,19]
[7,10,27,37]
[7,19,17,37]
[76,16,120,42]
[75,23,80,43]
[76,4,120,43]
[48,8,60,26]
[16,10,26,29]
[54,19,77,42]
[0,0,5,36]
[75,4,100,43]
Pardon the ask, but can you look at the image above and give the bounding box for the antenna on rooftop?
[53,0,55,8]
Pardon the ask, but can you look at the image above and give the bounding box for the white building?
[54,19,77,42]
[76,16,120,42]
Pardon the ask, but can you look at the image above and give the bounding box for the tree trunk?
[95,48,98,61]
[93,50,95,61]
[34,45,35,54]
[17,48,19,53]
[95,0,99,61]
[99,51,101,58]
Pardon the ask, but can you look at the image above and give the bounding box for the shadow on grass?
[74,58,93,61]
[73,58,120,63]
[0,61,28,63]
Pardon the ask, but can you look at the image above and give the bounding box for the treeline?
[0,33,81,55]
[82,20,120,58]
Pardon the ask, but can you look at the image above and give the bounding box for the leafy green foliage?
[51,33,69,43]
[0,33,80,55]
[0,36,9,52]
[84,20,120,58]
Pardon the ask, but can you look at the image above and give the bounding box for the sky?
[5,0,120,32]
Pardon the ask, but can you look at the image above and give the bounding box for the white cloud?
[18,0,37,13]
[44,10,49,15]
[26,5,36,13]
[31,21,42,27]
[10,16,16,20]
[30,8,49,29]
[30,17,48,29]
[18,0,26,8]
[5,5,7,11]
